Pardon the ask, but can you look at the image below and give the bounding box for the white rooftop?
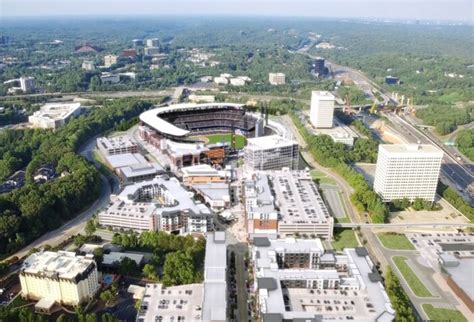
[379,144,443,156]
[21,251,95,281]
[312,90,335,100]
[139,102,244,137]
[181,164,225,177]
[105,153,147,169]
[97,135,137,150]
[31,102,81,121]
[120,162,164,178]
[246,135,297,150]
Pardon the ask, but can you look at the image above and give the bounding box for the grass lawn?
[310,170,337,185]
[393,256,432,297]
[334,216,350,224]
[332,228,359,251]
[378,233,415,250]
[206,133,247,149]
[422,304,467,322]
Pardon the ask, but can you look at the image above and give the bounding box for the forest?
[0,99,152,256]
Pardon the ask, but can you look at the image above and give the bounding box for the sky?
[2,0,473,22]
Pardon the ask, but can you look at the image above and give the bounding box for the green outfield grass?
[206,133,247,149]
[378,233,415,250]
[422,304,467,322]
[393,256,433,297]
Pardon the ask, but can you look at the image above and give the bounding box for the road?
[4,135,118,262]
[336,222,474,228]
[385,112,473,204]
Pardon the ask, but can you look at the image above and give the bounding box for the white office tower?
[20,76,35,93]
[244,135,299,171]
[310,91,335,128]
[374,144,443,202]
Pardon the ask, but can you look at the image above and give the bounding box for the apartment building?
[269,73,286,85]
[251,238,395,321]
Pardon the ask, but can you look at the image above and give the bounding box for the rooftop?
[120,162,164,178]
[118,177,211,217]
[137,283,204,322]
[30,102,81,121]
[139,102,244,137]
[97,135,137,151]
[379,144,443,156]
[270,169,331,224]
[103,252,144,266]
[246,135,298,150]
[21,251,95,281]
[181,164,226,177]
[244,173,277,216]
[312,90,335,99]
[105,153,147,169]
[442,257,474,300]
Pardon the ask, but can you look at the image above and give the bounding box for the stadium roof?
[139,102,245,137]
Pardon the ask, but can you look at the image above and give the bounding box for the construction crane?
[369,101,377,114]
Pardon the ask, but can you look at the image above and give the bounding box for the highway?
[385,112,473,204]
[336,223,474,228]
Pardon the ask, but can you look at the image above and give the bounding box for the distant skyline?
[2,0,473,22]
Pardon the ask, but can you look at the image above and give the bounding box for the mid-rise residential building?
[244,173,278,238]
[269,73,286,85]
[374,144,443,202]
[98,177,213,234]
[271,169,333,239]
[244,135,299,171]
[103,54,118,67]
[132,39,143,47]
[97,135,139,156]
[310,91,335,128]
[19,251,99,307]
[252,237,395,321]
[28,102,82,129]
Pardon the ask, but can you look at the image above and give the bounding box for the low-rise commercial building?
[103,54,118,68]
[82,60,95,71]
[252,238,395,321]
[269,73,286,85]
[181,164,229,186]
[244,135,299,171]
[28,102,82,129]
[20,251,99,307]
[100,72,120,84]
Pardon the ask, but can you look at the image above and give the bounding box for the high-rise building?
[244,135,299,171]
[132,39,143,47]
[103,54,118,68]
[313,57,326,75]
[146,38,159,48]
[374,144,443,202]
[268,72,286,85]
[310,91,335,128]
[19,251,99,307]
[19,76,35,93]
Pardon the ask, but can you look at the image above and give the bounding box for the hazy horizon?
[2,0,473,22]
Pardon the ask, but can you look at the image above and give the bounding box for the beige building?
[28,102,82,129]
[19,251,99,307]
[374,144,443,202]
[181,164,228,186]
[310,90,335,128]
[269,72,286,85]
[103,54,118,68]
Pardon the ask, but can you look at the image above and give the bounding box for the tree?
[118,257,138,276]
[85,219,96,236]
[143,263,158,280]
[93,247,104,267]
[74,234,87,247]
[162,251,199,286]
[100,290,115,306]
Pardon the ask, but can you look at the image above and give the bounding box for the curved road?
[5,136,118,262]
